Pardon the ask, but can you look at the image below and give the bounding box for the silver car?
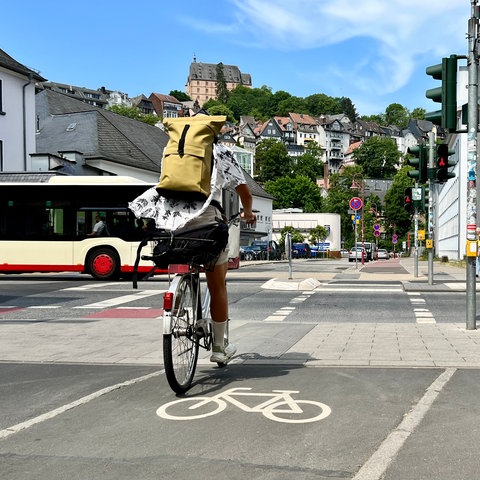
[348,247,367,262]
[377,248,389,260]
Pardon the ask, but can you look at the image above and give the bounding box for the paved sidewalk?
[237,257,480,369]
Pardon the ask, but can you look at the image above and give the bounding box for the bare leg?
[205,262,228,345]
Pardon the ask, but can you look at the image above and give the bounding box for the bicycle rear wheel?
[163,275,200,394]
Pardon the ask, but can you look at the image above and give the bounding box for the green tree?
[169,90,190,101]
[353,136,400,178]
[338,96,358,122]
[107,105,158,125]
[276,96,308,116]
[410,107,426,120]
[279,226,305,253]
[206,104,236,123]
[254,138,292,182]
[309,225,329,245]
[292,141,324,182]
[383,166,415,243]
[304,93,338,116]
[385,103,410,128]
[322,166,365,247]
[216,63,229,104]
[264,175,322,212]
[359,113,385,124]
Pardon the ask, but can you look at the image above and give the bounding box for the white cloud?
[225,0,468,100]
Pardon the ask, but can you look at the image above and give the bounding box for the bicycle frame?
[162,264,213,350]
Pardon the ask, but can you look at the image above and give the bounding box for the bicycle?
[156,387,332,424]
[136,215,238,394]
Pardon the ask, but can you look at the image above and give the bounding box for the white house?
[0,49,45,171]
[271,212,342,250]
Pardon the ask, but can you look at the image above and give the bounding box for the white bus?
[0,175,240,280]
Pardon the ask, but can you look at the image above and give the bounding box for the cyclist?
[129,143,256,363]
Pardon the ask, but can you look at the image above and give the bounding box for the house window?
[0,80,4,115]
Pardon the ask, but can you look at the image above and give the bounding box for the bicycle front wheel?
[163,275,200,394]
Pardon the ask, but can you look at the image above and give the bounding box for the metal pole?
[414,197,419,277]
[361,178,365,265]
[354,215,358,269]
[286,233,293,279]
[428,132,435,285]
[466,3,478,330]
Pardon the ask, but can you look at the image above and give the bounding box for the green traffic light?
[406,145,427,184]
[425,55,458,131]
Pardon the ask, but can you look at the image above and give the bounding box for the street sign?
[392,234,398,244]
[373,223,380,230]
[418,230,425,240]
[374,230,380,237]
[412,187,422,201]
[349,197,363,211]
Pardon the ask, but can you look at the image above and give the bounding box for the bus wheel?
[88,248,120,280]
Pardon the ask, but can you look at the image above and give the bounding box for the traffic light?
[407,145,427,183]
[436,144,456,183]
[404,187,413,213]
[425,55,458,131]
[422,186,429,211]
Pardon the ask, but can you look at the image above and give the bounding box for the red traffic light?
[436,144,452,183]
[404,187,413,212]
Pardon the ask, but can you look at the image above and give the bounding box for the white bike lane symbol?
[156,387,331,424]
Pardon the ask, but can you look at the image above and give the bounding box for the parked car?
[348,247,367,262]
[377,248,389,260]
[251,240,282,260]
[240,245,265,261]
[340,249,349,258]
[292,243,311,258]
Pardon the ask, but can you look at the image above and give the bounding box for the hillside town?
[0,48,467,260]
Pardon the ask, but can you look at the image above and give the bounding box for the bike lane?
[1,363,469,480]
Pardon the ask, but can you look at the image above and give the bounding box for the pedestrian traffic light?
[404,187,413,213]
[406,145,427,183]
[436,144,456,183]
[422,186,429,211]
[425,55,458,131]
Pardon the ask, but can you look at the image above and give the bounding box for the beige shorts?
[182,205,229,266]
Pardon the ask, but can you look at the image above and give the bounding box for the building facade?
[185,57,252,106]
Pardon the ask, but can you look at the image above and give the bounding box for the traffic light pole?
[465,3,479,330]
[414,193,419,278]
[428,132,435,286]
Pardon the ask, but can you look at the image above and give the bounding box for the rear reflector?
[164,292,173,310]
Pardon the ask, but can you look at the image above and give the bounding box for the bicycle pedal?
[195,319,208,338]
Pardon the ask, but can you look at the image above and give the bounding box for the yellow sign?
[418,230,425,240]
[466,240,478,257]
[426,239,433,249]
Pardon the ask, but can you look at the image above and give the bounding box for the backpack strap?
[177,124,190,156]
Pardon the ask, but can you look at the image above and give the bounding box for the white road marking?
[317,287,402,292]
[63,282,124,291]
[0,370,163,440]
[353,368,456,480]
[27,306,61,309]
[73,290,163,309]
[408,292,436,324]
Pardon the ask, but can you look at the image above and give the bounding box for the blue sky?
[1,0,470,116]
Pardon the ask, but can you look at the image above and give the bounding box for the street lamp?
[351,175,365,265]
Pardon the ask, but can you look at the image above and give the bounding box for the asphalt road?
[1,261,480,479]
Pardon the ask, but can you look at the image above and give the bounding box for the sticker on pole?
[349,197,363,211]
